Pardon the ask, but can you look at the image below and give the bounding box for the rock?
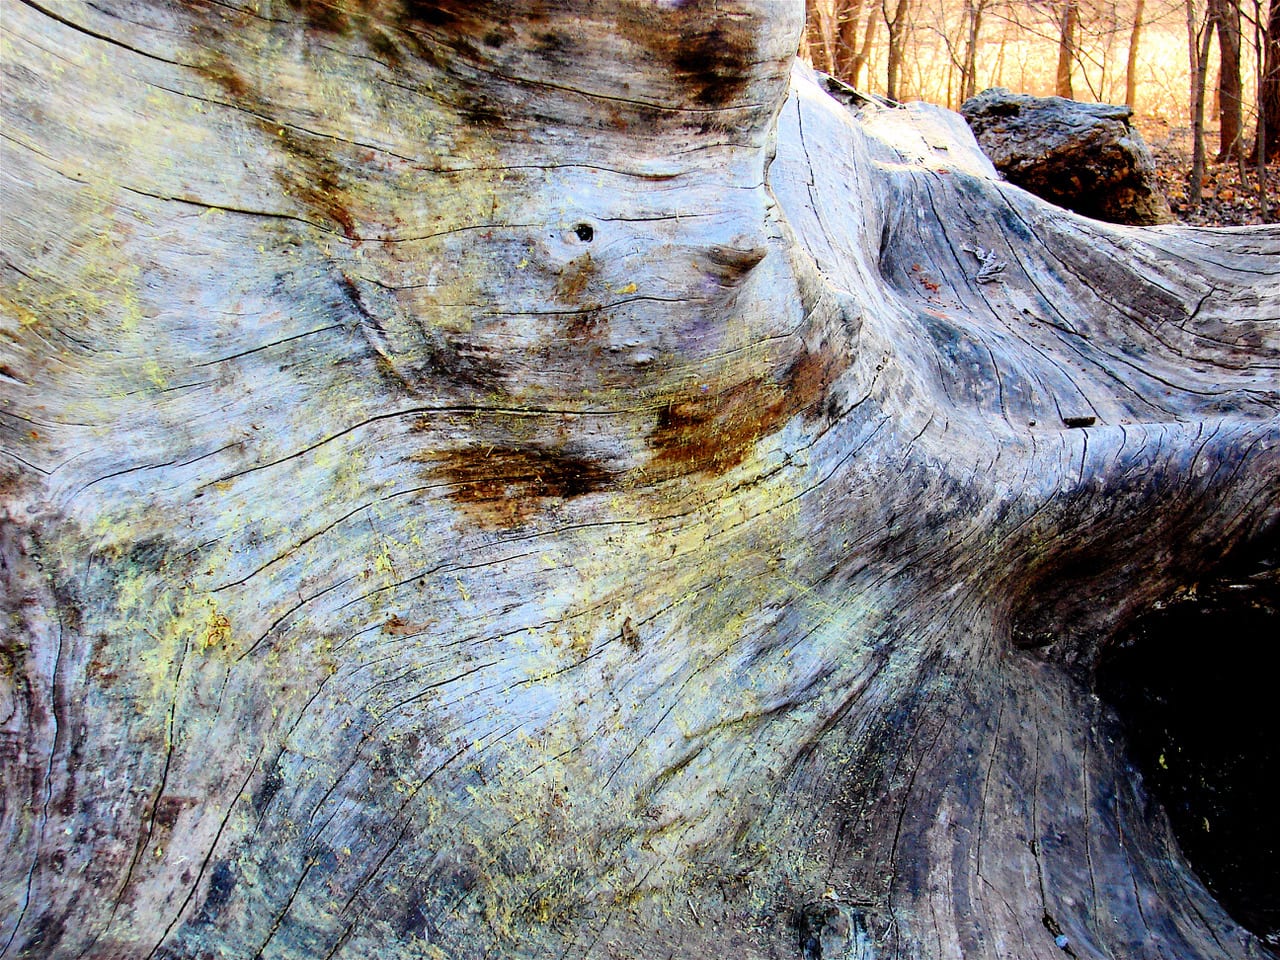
[961,87,1173,226]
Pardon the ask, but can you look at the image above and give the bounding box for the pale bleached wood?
[1,3,1277,959]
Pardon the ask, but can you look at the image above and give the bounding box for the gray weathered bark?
[2,2,1277,959]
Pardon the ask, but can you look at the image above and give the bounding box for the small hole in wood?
[574,223,594,243]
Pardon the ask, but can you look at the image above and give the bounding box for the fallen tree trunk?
[1,2,1277,958]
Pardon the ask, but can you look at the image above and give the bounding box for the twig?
[963,245,1008,283]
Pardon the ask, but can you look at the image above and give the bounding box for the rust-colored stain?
[784,341,849,425]
[153,795,197,830]
[556,253,596,303]
[620,0,758,109]
[383,614,436,636]
[284,0,355,34]
[192,56,249,99]
[189,49,364,240]
[648,341,847,478]
[420,446,615,528]
[649,375,785,477]
[620,616,640,650]
[309,188,358,240]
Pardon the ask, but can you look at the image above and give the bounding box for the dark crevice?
[1097,544,1280,954]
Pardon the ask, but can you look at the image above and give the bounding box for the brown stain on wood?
[620,0,758,109]
[153,795,197,830]
[650,375,785,477]
[556,253,596,303]
[289,0,758,120]
[620,616,640,650]
[647,340,848,479]
[186,32,366,241]
[285,0,354,35]
[397,0,509,37]
[419,446,615,528]
[382,614,436,636]
[282,0,459,44]
[387,0,519,94]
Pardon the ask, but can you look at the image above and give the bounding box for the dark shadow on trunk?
[1097,542,1280,953]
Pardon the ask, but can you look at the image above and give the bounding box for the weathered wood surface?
[1,2,1277,958]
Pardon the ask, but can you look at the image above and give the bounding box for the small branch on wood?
[963,245,1008,283]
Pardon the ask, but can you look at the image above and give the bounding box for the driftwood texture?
[2,2,1278,958]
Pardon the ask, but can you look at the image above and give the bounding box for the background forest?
[801,0,1280,223]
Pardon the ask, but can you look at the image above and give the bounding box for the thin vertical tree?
[882,0,915,100]
[1256,0,1280,162]
[806,0,833,73]
[1255,0,1272,216]
[834,0,859,80]
[1188,0,1215,203]
[991,14,1010,90]
[839,0,881,87]
[961,0,992,101]
[1057,0,1080,97]
[1211,0,1245,159]
[1126,0,1147,107]
[806,0,875,88]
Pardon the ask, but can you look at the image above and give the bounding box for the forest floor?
[1136,119,1280,227]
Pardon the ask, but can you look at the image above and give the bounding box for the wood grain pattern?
[2,2,1276,958]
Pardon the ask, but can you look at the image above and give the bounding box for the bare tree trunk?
[2,3,1278,960]
[1097,0,1120,101]
[853,0,881,86]
[1189,0,1215,202]
[1212,0,1246,159]
[834,0,867,81]
[1256,0,1274,216]
[962,0,988,101]
[1257,0,1280,161]
[1057,0,1079,97]
[883,0,914,100]
[1126,0,1147,107]
[994,25,1010,87]
[806,0,834,73]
